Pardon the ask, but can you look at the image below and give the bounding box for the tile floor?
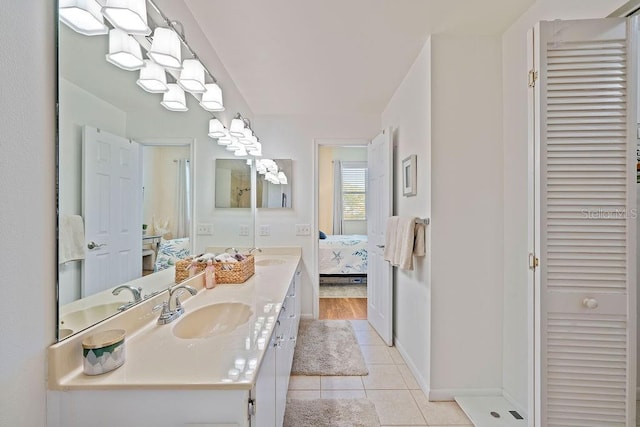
[287,319,473,426]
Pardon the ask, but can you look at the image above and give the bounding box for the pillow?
[154,237,190,272]
[319,231,327,239]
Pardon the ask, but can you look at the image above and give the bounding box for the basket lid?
[82,329,125,349]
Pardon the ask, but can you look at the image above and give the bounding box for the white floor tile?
[320,376,364,390]
[361,345,394,364]
[355,329,387,346]
[366,389,427,425]
[288,375,320,390]
[362,364,407,390]
[388,346,406,365]
[397,365,420,390]
[286,390,321,400]
[350,319,373,331]
[411,390,472,425]
[321,389,367,399]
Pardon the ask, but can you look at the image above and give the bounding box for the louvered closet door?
[535,18,637,426]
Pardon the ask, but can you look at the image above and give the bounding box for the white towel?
[58,214,85,264]
[396,217,417,270]
[383,217,399,262]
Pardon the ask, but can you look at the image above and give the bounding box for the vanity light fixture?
[59,0,108,36]
[229,116,246,137]
[248,142,262,157]
[208,118,226,138]
[234,146,249,157]
[199,83,225,111]
[160,84,188,111]
[105,28,144,71]
[148,27,182,69]
[102,0,151,35]
[277,172,288,185]
[217,137,233,146]
[178,59,206,93]
[136,60,168,93]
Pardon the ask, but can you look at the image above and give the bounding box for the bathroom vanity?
[48,249,302,427]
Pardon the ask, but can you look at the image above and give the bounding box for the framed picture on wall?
[402,154,417,197]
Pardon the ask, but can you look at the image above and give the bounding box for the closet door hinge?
[248,398,256,418]
[529,253,539,270]
[528,69,538,88]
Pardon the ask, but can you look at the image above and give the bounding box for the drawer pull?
[582,298,598,309]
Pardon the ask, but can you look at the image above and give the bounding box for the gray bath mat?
[284,398,380,427]
[292,320,368,376]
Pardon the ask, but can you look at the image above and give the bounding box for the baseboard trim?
[502,389,527,419]
[429,388,503,402]
[300,313,314,320]
[393,336,430,395]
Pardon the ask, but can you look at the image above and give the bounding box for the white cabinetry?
[254,266,301,427]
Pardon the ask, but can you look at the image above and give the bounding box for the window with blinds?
[342,164,367,220]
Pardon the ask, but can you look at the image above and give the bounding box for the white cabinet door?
[533,17,637,426]
[254,333,277,427]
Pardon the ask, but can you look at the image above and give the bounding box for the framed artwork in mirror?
[402,154,417,197]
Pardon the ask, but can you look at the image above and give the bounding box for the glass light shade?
[148,27,182,69]
[226,140,242,152]
[102,0,150,35]
[178,59,206,93]
[277,171,288,185]
[265,172,278,184]
[105,29,144,71]
[136,60,168,93]
[229,118,245,137]
[208,118,226,138]
[199,83,224,111]
[239,128,254,144]
[160,84,188,112]
[234,146,248,157]
[248,142,262,157]
[59,0,108,36]
[217,137,233,146]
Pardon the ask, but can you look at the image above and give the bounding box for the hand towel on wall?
[414,223,426,257]
[396,216,417,270]
[59,214,85,264]
[383,216,399,262]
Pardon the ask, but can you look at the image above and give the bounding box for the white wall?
[501,0,630,410]
[252,115,380,317]
[381,38,432,392]
[0,1,56,426]
[430,35,504,398]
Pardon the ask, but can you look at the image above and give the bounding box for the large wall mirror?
[57,4,254,340]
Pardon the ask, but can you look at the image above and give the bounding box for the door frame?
[312,138,370,319]
[136,137,197,255]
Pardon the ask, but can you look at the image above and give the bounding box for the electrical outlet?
[295,224,311,236]
[239,224,249,236]
[259,225,271,236]
[197,223,213,235]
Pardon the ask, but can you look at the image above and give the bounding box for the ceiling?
[183,0,535,116]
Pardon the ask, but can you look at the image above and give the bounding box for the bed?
[318,234,368,275]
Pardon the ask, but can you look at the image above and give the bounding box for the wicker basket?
[174,255,255,284]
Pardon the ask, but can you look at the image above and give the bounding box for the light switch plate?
[259,225,271,236]
[197,223,213,235]
[238,224,249,236]
[295,224,311,236]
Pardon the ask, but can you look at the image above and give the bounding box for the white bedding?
[318,234,368,275]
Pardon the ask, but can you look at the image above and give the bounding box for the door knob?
[582,298,598,309]
[376,245,385,249]
[87,241,107,250]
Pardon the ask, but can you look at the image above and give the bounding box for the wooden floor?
[319,298,368,320]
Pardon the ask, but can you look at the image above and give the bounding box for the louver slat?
[538,19,632,426]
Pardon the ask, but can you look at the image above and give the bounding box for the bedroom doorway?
[315,142,369,320]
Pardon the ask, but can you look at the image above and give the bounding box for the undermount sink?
[59,302,127,331]
[255,258,286,266]
[173,303,253,339]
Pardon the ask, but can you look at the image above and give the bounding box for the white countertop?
[49,249,301,391]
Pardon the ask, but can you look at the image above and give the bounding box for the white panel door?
[367,128,393,345]
[533,18,637,426]
[82,126,142,297]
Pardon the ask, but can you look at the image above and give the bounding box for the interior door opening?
[316,144,369,320]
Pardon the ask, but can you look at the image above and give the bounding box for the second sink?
[173,303,253,339]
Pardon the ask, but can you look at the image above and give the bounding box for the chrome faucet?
[154,284,197,325]
[112,285,143,303]
[247,247,262,254]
